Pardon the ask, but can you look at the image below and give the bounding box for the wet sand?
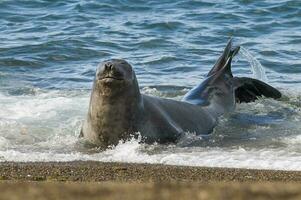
[1,161,301,200]
[1,181,301,200]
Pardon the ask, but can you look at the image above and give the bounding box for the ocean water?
[1,0,301,170]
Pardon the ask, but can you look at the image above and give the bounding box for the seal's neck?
[87,84,142,147]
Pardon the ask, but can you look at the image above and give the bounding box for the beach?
[1,162,301,199]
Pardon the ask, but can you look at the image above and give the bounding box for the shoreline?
[1,161,301,182]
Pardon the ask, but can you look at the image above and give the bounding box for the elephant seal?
[80,40,281,148]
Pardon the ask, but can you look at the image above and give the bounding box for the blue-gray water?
[0,0,301,170]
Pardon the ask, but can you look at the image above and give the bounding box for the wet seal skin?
[81,40,281,149]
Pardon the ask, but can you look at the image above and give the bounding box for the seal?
[80,40,281,148]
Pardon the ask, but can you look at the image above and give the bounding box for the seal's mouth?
[99,76,124,81]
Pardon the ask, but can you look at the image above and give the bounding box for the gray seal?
[80,40,281,148]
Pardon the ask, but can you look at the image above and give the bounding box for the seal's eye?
[119,60,127,65]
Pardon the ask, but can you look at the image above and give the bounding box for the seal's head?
[95,59,139,98]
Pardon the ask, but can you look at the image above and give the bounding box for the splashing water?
[239,46,268,82]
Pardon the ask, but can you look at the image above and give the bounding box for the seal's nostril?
[105,63,115,71]
[104,63,109,70]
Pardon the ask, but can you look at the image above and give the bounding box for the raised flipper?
[207,38,240,77]
[233,77,282,103]
[184,39,281,108]
[183,39,239,106]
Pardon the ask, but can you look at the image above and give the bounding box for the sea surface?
[1,0,301,170]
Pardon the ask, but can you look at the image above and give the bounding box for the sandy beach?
[1,161,301,182]
[1,162,301,199]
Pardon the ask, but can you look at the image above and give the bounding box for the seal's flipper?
[207,40,281,104]
[207,39,240,77]
[234,77,281,103]
[183,40,240,107]
[184,39,281,108]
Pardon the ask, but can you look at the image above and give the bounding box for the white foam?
[0,91,86,120]
[0,138,301,171]
[0,137,10,150]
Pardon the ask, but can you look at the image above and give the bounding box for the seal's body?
[81,40,281,148]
